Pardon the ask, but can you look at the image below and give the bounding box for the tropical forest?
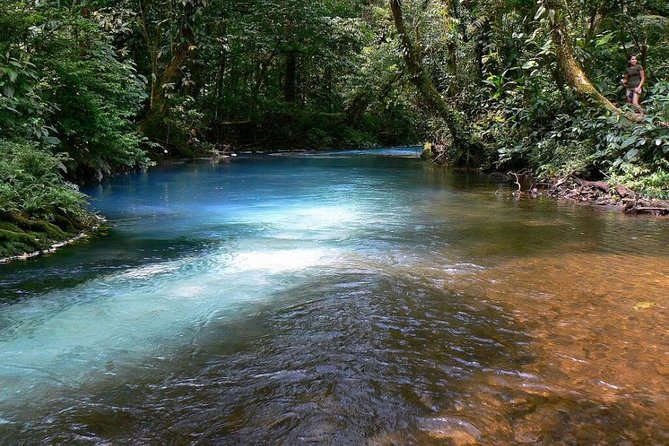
[1,0,668,444]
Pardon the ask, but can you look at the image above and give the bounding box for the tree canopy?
[1,0,669,251]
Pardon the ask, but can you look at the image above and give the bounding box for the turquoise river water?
[0,148,668,445]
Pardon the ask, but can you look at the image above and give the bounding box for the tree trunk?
[140,0,202,134]
[283,50,297,103]
[389,0,483,166]
[213,47,227,146]
[251,48,278,114]
[541,0,642,122]
[344,73,400,123]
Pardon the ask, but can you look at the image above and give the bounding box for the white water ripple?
[0,246,341,405]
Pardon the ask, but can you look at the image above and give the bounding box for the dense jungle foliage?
[1,0,668,255]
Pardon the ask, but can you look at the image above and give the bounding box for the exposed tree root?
[546,174,669,216]
[502,171,668,216]
[505,169,542,198]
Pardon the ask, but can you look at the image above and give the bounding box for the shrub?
[0,139,91,223]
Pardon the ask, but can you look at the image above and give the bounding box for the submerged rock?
[417,416,482,444]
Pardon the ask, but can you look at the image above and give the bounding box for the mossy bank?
[0,213,102,262]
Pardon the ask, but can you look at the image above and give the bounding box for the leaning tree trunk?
[541,0,641,122]
[389,0,483,166]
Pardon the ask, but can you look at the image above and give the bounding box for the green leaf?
[625,148,639,160]
[44,136,60,145]
[594,32,614,48]
[620,136,637,149]
[2,85,14,98]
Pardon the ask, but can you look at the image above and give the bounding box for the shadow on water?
[0,217,275,304]
[0,232,219,304]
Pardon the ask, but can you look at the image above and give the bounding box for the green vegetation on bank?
[1,0,668,258]
[0,140,97,258]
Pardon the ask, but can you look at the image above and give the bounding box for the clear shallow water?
[1,148,668,445]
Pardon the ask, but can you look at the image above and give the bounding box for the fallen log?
[573,177,610,192]
[615,184,635,198]
[543,176,668,216]
[634,206,669,212]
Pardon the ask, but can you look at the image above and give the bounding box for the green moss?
[0,228,41,257]
[0,213,91,259]
[0,221,22,233]
[53,214,78,232]
[0,228,38,245]
[7,213,67,239]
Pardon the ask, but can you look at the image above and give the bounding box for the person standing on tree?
[622,54,645,111]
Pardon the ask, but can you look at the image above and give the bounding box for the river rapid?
[0,148,668,445]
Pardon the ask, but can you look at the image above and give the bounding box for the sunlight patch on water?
[232,204,362,241]
[228,248,336,273]
[170,284,208,298]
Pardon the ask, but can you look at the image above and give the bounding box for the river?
[1,148,668,445]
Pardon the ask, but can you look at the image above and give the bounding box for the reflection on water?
[0,149,668,445]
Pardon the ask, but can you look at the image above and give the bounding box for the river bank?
[425,145,669,217]
[0,215,104,264]
[506,174,669,216]
[547,175,669,216]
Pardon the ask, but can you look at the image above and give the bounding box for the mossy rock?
[0,243,31,258]
[0,228,40,245]
[0,221,22,233]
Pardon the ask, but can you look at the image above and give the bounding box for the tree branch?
[389,0,484,165]
[541,0,642,122]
